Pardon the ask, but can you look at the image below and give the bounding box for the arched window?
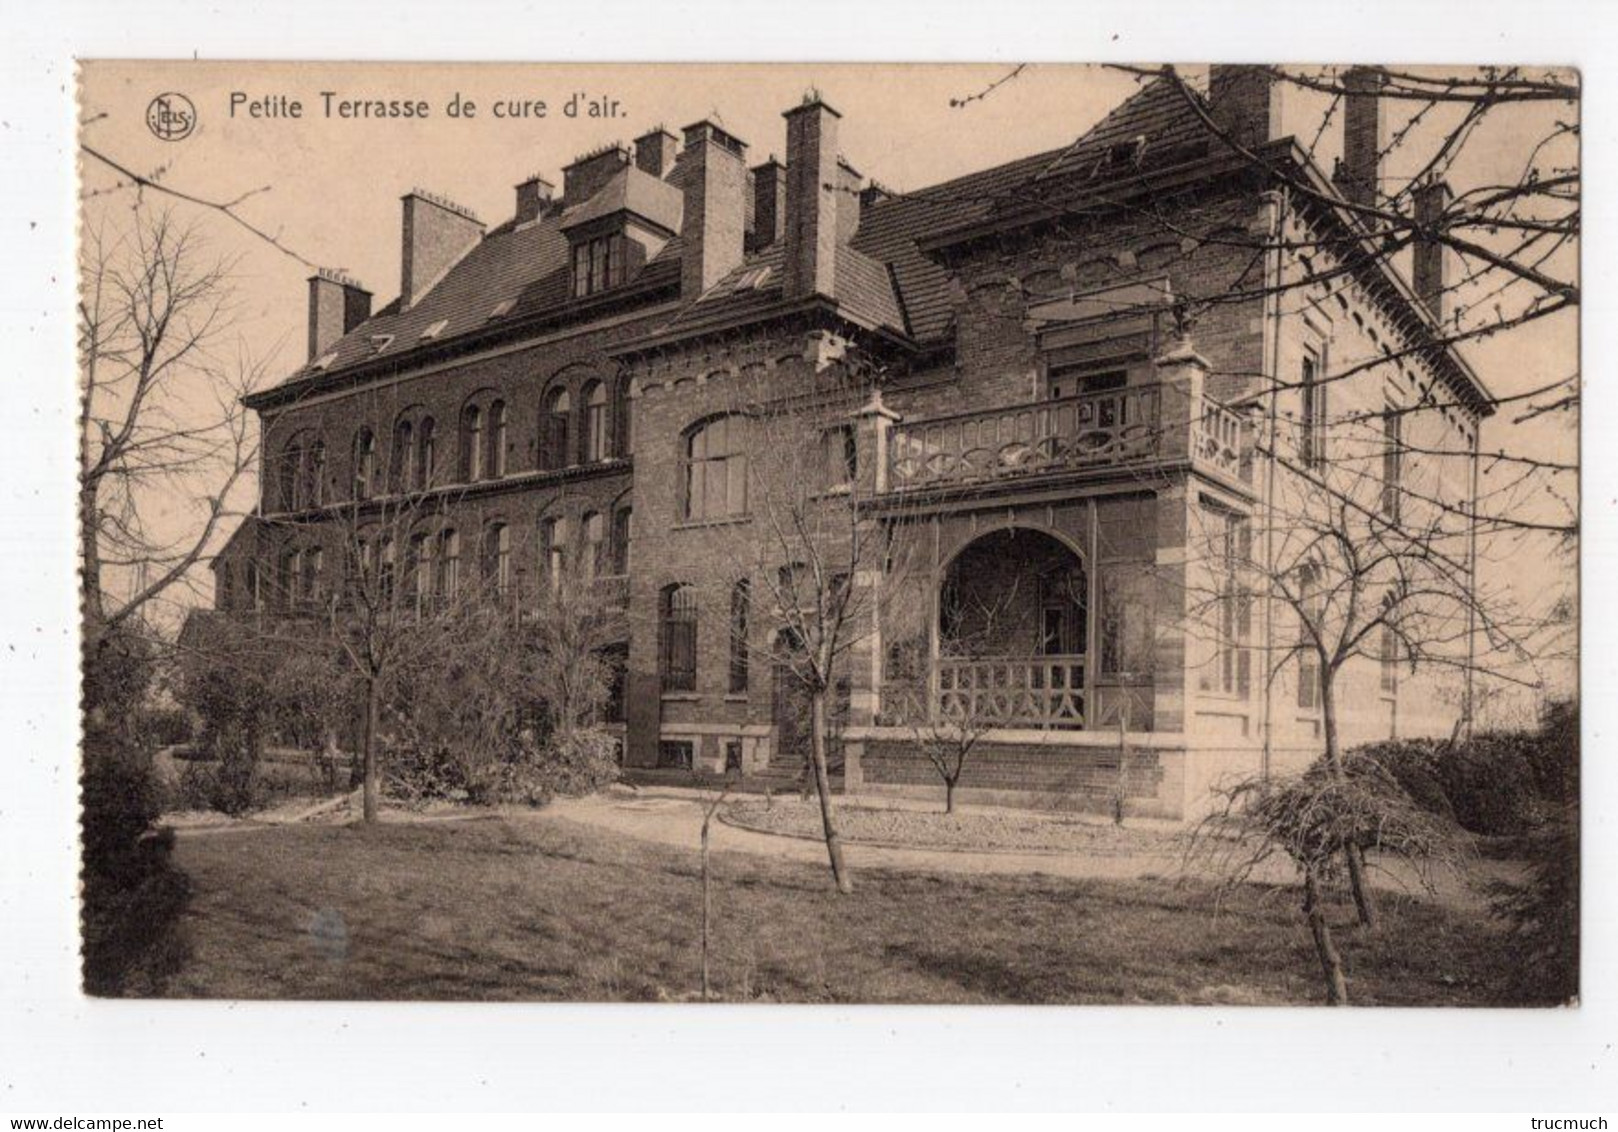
[684,415,748,520]
[353,429,377,500]
[489,401,508,478]
[613,379,633,457]
[539,516,569,592]
[581,511,605,581]
[460,405,483,482]
[729,578,750,694]
[542,387,571,471]
[244,562,260,612]
[416,417,436,491]
[308,440,327,507]
[391,420,414,493]
[483,522,510,596]
[583,381,609,463]
[437,529,460,599]
[659,583,698,692]
[611,506,633,575]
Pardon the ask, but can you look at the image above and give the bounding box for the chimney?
[677,119,749,299]
[1412,178,1454,324]
[514,174,554,225]
[400,190,484,311]
[1336,66,1385,209]
[751,157,787,248]
[783,95,841,301]
[635,128,678,179]
[562,144,630,206]
[1207,65,1282,151]
[835,157,863,245]
[307,269,371,361]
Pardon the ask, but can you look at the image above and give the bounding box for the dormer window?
[419,319,448,341]
[571,234,620,298]
[368,333,395,355]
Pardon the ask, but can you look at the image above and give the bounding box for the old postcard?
[76,60,1578,1008]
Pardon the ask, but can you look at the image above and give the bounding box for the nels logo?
[146,92,196,142]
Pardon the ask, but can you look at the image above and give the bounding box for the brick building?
[208,67,1491,818]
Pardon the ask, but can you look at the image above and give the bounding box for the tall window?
[571,235,617,297]
[378,536,396,604]
[483,522,510,597]
[460,405,483,482]
[660,583,698,692]
[1296,564,1322,710]
[489,401,508,478]
[391,420,414,493]
[417,417,436,490]
[281,550,301,609]
[308,441,327,507]
[409,533,433,612]
[1300,350,1327,468]
[578,512,604,581]
[583,381,609,462]
[353,429,377,500]
[614,379,633,457]
[684,415,748,521]
[1379,623,1400,694]
[611,507,633,575]
[1200,507,1251,697]
[279,441,302,511]
[818,424,857,492]
[729,579,750,695]
[539,517,568,592]
[436,529,460,599]
[1381,404,1403,521]
[542,387,571,471]
[303,547,324,604]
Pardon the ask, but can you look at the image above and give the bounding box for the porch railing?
[935,655,1087,730]
[889,386,1161,491]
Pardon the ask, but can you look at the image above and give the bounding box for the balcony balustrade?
[935,655,1087,731]
[886,381,1251,493]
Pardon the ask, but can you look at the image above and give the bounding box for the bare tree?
[708,357,921,894]
[79,207,264,646]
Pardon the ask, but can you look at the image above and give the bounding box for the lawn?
[163,813,1530,1005]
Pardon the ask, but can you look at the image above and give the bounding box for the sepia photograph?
[70,58,1580,1012]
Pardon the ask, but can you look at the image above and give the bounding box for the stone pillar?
[1154,335,1210,463]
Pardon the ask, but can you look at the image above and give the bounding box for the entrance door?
[772,631,814,771]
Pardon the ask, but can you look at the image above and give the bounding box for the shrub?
[1491,803,1579,1004]
[81,736,190,995]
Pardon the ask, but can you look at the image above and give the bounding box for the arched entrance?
[935,527,1089,729]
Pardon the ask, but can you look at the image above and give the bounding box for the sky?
[76,60,1578,685]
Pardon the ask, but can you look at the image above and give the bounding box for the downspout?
[1258,187,1289,782]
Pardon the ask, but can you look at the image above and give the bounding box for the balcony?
[885,381,1252,495]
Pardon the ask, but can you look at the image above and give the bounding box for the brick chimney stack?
[1412,177,1455,324]
[1208,65,1281,151]
[783,95,842,301]
[635,128,679,179]
[307,268,371,361]
[400,190,484,311]
[1336,65,1385,209]
[751,157,787,248]
[562,144,631,206]
[514,174,554,225]
[677,119,749,300]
